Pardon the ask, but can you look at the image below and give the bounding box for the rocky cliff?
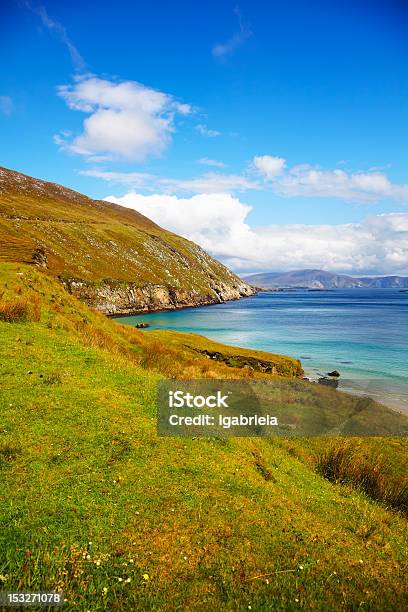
[0,166,255,314]
[62,277,254,316]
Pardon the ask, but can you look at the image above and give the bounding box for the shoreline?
[116,295,408,417]
[106,290,257,319]
[339,383,408,415]
[302,368,408,415]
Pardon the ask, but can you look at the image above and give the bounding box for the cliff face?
[0,166,255,313]
[62,277,255,316]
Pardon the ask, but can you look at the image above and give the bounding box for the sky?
[1,0,408,275]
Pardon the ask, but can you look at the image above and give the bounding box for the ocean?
[117,289,408,413]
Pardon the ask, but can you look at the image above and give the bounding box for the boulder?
[32,247,48,268]
[318,377,339,389]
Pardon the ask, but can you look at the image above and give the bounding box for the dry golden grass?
[148,330,303,377]
[30,294,42,322]
[0,167,249,300]
[317,441,408,516]
[0,293,41,323]
[0,297,29,322]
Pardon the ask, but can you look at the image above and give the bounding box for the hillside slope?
[243,269,408,289]
[0,166,254,314]
[0,263,407,610]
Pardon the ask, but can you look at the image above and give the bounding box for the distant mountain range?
[243,269,408,289]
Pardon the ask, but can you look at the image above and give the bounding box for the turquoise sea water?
[118,289,408,413]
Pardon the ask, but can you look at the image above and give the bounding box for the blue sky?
[1,0,408,274]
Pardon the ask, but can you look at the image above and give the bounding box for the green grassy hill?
[0,263,407,610]
[0,166,254,314]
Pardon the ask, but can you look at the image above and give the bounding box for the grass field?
[0,262,407,610]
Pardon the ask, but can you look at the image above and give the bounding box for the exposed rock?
[186,345,302,377]
[200,349,278,374]
[61,277,255,316]
[318,377,339,389]
[32,247,48,268]
[135,322,150,329]
[327,370,340,377]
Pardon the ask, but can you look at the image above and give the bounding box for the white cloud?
[23,1,85,70]
[0,96,13,116]
[198,158,226,168]
[249,155,408,203]
[56,76,191,161]
[350,173,390,193]
[162,173,258,193]
[82,168,259,194]
[104,191,408,275]
[176,103,193,115]
[212,7,252,58]
[81,147,408,205]
[106,192,252,242]
[85,156,408,204]
[274,165,408,202]
[252,155,286,179]
[195,124,221,138]
[79,169,155,189]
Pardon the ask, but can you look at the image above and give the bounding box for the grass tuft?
[43,371,63,385]
[317,442,408,516]
[0,298,29,322]
[0,443,22,467]
[0,294,41,323]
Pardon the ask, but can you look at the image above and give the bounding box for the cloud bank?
[105,191,408,275]
[86,153,408,205]
[254,155,408,203]
[81,168,259,193]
